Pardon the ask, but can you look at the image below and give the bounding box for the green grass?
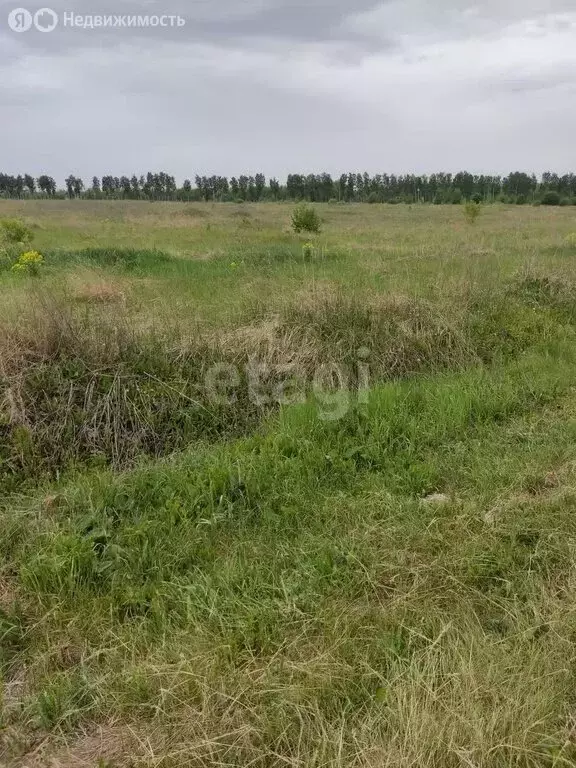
[2,201,576,766]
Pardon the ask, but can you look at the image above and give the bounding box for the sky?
[1,0,575,182]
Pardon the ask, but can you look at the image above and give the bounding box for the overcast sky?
[1,0,575,182]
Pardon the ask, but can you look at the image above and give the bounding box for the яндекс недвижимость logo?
[8,7,59,32]
[6,7,185,32]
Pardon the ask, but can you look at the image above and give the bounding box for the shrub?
[541,191,561,206]
[11,250,44,276]
[464,201,481,224]
[0,219,33,245]
[291,204,321,234]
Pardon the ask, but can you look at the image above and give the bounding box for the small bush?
[464,201,481,224]
[11,250,44,276]
[0,219,33,245]
[541,191,561,206]
[291,204,321,234]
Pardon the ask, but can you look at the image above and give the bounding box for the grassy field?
[2,201,576,767]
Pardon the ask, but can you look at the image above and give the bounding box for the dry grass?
[12,724,141,768]
[224,290,473,384]
[66,269,127,305]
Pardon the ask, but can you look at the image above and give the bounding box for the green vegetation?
[0,220,33,247]
[463,200,482,224]
[291,203,322,234]
[542,191,562,206]
[3,169,576,204]
[2,201,576,767]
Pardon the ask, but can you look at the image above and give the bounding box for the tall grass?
[1,273,568,492]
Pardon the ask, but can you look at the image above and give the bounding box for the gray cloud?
[1,0,575,181]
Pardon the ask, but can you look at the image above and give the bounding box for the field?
[2,200,576,767]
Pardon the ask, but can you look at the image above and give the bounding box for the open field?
[2,201,576,767]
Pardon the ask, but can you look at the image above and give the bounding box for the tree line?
[1,170,576,205]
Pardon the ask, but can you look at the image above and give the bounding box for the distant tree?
[255,173,266,201]
[505,172,535,200]
[338,174,347,201]
[146,173,157,198]
[269,178,280,200]
[247,176,256,201]
[120,176,132,197]
[23,174,36,195]
[541,190,561,206]
[2,167,575,204]
[37,175,56,196]
[238,175,249,200]
[101,176,115,196]
[73,177,84,197]
[347,173,355,201]
[454,171,475,201]
[451,188,463,204]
